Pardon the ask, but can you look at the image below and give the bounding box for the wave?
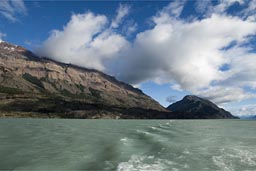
[117,155,175,171]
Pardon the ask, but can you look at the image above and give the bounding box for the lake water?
[0,119,255,171]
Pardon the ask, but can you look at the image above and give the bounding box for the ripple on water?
[150,126,171,133]
[1,120,255,171]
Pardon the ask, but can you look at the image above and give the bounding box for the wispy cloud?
[229,104,256,116]
[195,0,244,17]
[194,86,256,104]
[111,4,130,29]
[0,0,27,22]
[0,32,6,41]
[166,95,178,104]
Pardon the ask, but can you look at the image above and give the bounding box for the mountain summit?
[167,95,238,119]
[0,41,171,118]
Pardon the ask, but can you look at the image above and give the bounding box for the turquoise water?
[0,119,255,171]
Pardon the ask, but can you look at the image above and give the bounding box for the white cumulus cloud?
[116,14,256,90]
[37,12,129,71]
[111,2,256,106]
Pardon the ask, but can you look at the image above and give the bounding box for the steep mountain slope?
[0,41,171,118]
[167,95,238,119]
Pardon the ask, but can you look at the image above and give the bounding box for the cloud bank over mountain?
[37,0,256,110]
[37,11,129,71]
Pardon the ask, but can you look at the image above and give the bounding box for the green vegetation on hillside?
[22,73,44,89]
[89,87,101,98]
[0,86,23,94]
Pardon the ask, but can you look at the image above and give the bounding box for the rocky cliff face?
[167,95,238,119]
[0,41,170,118]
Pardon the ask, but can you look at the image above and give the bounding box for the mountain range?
[0,41,238,119]
[239,115,256,119]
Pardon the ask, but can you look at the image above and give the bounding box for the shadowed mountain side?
[0,95,178,119]
[167,95,238,119]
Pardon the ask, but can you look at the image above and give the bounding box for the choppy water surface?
[0,119,255,171]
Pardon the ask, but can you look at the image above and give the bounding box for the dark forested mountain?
[167,95,238,119]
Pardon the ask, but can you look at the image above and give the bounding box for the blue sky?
[1,0,256,116]
[0,1,170,48]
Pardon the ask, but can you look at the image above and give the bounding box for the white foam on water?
[233,148,256,166]
[120,137,130,145]
[165,121,173,125]
[182,149,190,155]
[212,155,234,171]
[136,129,170,144]
[212,147,256,170]
[151,126,157,130]
[151,126,170,133]
[120,137,128,142]
[117,155,175,171]
[136,129,150,135]
[158,124,170,129]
